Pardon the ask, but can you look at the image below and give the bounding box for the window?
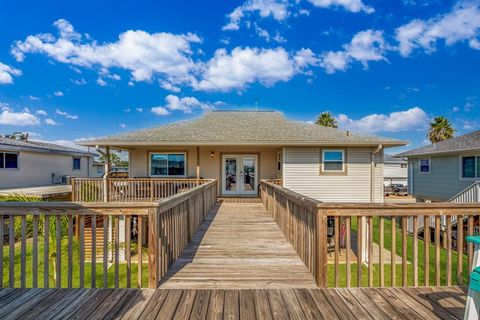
[461,156,480,178]
[73,157,81,170]
[96,166,103,174]
[322,149,345,173]
[419,158,430,173]
[150,153,186,177]
[0,152,18,169]
[277,151,282,172]
[400,163,407,169]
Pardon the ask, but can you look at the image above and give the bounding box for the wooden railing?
[260,179,480,288]
[0,180,218,289]
[72,178,213,202]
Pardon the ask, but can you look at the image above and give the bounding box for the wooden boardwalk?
[0,287,466,319]
[160,200,318,289]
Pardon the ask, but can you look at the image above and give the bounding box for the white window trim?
[322,149,345,173]
[459,155,480,181]
[149,152,187,178]
[418,157,431,175]
[0,151,19,170]
[72,157,82,171]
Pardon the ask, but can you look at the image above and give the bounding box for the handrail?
[0,179,218,289]
[449,181,480,203]
[261,179,480,289]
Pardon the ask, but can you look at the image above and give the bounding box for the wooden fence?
[260,179,480,288]
[0,180,217,289]
[72,178,212,202]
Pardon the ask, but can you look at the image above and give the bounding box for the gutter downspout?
[371,144,383,203]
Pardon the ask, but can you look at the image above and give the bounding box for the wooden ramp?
[159,200,318,289]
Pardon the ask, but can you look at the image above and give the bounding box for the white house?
[0,135,96,189]
[383,153,408,186]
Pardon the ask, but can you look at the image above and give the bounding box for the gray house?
[398,130,480,202]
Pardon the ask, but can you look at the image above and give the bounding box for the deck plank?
[0,287,466,320]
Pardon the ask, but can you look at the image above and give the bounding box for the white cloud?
[28,95,40,101]
[54,91,64,96]
[161,94,216,113]
[12,19,201,88]
[45,118,57,125]
[336,107,429,133]
[223,0,290,31]
[321,29,387,73]
[151,106,170,116]
[395,1,480,56]
[196,47,317,91]
[452,106,460,112]
[70,78,87,85]
[36,109,48,116]
[160,80,181,92]
[0,62,22,84]
[56,109,78,120]
[135,107,144,112]
[0,109,40,126]
[119,123,126,128]
[306,0,374,13]
[97,77,107,86]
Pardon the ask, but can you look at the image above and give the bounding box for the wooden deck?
[159,201,318,289]
[0,287,467,319]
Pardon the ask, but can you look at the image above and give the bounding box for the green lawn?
[2,239,148,288]
[327,217,470,287]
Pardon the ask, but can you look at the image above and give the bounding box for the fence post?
[316,208,328,288]
[148,208,159,288]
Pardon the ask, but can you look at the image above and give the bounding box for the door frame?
[221,154,259,196]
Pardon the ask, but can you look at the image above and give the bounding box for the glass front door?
[222,155,258,195]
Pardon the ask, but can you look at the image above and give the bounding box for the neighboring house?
[398,130,480,202]
[79,110,405,203]
[383,154,408,186]
[91,160,105,178]
[0,135,96,189]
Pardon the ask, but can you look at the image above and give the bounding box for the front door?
[222,155,258,195]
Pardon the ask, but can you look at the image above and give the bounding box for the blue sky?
[0,0,479,154]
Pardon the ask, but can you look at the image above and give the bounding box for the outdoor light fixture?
[211,151,215,158]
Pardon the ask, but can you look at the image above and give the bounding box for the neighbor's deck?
[0,286,467,319]
[160,199,318,289]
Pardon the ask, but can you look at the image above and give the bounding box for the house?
[0,134,96,189]
[398,130,480,202]
[91,160,105,178]
[383,153,408,186]
[79,110,406,202]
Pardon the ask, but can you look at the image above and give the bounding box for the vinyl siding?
[0,151,90,189]
[410,154,480,201]
[283,147,384,203]
[384,163,408,186]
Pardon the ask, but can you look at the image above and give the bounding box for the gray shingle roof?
[0,137,96,156]
[397,130,480,157]
[79,110,406,147]
[385,153,407,163]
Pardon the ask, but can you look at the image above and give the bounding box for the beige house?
[0,136,96,189]
[80,111,406,202]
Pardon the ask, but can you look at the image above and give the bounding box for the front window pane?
[73,158,81,170]
[168,154,185,176]
[5,153,18,169]
[324,151,343,162]
[0,153,4,168]
[225,158,237,191]
[151,154,168,176]
[477,157,480,178]
[463,156,475,178]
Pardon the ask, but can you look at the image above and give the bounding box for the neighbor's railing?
[261,179,480,288]
[0,179,218,289]
[72,178,213,202]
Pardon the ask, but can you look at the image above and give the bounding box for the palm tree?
[315,112,338,128]
[427,116,455,143]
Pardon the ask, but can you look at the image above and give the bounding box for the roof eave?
[398,147,480,158]
[78,140,407,148]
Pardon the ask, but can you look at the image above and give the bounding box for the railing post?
[148,208,159,288]
[187,196,192,242]
[316,208,328,288]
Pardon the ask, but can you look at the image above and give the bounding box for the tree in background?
[99,153,128,167]
[427,116,455,143]
[315,112,338,128]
